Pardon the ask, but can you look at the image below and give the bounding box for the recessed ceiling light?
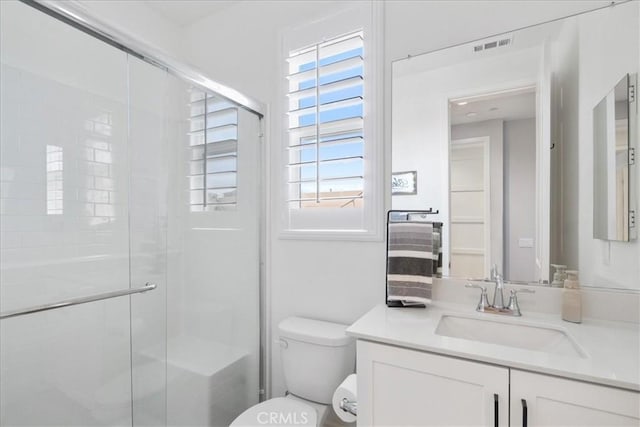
[466,112,478,117]
[457,101,468,106]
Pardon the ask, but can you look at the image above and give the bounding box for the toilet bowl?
[230,317,355,427]
[230,395,320,427]
[230,396,316,427]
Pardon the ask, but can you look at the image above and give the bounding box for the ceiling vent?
[473,34,513,53]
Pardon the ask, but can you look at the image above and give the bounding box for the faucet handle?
[507,288,535,316]
[465,283,490,312]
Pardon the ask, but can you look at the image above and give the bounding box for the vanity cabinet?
[357,340,509,426]
[510,370,640,427]
[357,341,640,427]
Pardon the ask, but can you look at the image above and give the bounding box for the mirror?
[391,1,640,289]
[593,74,637,242]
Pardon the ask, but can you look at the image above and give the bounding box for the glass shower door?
[127,55,171,427]
[1,3,262,427]
[0,2,165,425]
[164,79,262,427]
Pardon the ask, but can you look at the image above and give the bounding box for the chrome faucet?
[465,265,535,316]
[490,264,505,309]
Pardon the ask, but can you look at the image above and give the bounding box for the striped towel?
[387,221,443,306]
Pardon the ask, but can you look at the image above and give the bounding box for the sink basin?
[435,314,586,358]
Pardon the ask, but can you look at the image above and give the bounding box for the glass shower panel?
[127,56,170,426]
[167,92,261,425]
[1,2,132,425]
[1,3,262,427]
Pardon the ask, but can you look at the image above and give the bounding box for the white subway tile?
[94,149,112,164]
[94,203,114,217]
[94,177,114,191]
[0,231,21,249]
[0,215,46,232]
[0,167,16,182]
[0,198,45,215]
[83,189,109,203]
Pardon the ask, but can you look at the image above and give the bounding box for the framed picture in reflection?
[392,171,417,195]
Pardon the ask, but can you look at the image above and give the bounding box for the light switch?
[518,238,534,248]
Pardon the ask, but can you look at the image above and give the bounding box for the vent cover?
[473,34,513,53]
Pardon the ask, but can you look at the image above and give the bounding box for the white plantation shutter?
[286,31,365,209]
[280,3,382,240]
[188,89,239,211]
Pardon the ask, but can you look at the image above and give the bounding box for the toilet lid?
[231,397,317,427]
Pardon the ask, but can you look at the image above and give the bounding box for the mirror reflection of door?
[449,87,536,281]
[449,137,491,278]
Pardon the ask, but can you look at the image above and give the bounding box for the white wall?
[76,0,184,59]
[384,1,613,62]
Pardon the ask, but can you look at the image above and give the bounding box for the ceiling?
[450,89,536,126]
[145,1,238,27]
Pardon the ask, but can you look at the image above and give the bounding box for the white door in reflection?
[449,137,490,278]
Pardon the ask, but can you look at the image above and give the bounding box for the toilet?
[231,317,356,427]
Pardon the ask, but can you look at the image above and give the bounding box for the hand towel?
[387,221,442,306]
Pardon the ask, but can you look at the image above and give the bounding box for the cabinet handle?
[494,393,499,427]
[521,399,528,427]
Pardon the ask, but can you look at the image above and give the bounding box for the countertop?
[346,303,640,392]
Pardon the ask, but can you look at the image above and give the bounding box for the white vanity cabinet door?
[357,340,509,426]
[510,370,640,426]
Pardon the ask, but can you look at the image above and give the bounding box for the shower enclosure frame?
[13,0,269,406]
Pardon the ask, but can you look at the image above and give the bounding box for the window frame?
[278,2,383,241]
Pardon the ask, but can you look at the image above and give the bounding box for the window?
[188,89,239,212]
[281,3,382,239]
[286,32,364,209]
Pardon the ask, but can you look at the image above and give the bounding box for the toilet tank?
[278,317,355,404]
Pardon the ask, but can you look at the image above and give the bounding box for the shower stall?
[0,1,264,425]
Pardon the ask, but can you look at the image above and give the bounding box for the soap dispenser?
[562,270,582,323]
[551,264,568,287]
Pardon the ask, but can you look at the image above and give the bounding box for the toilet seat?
[230,397,317,427]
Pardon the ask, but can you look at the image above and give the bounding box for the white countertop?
[346,303,640,392]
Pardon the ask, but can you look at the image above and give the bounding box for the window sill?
[278,227,383,242]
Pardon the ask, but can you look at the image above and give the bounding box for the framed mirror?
[391,1,639,290]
